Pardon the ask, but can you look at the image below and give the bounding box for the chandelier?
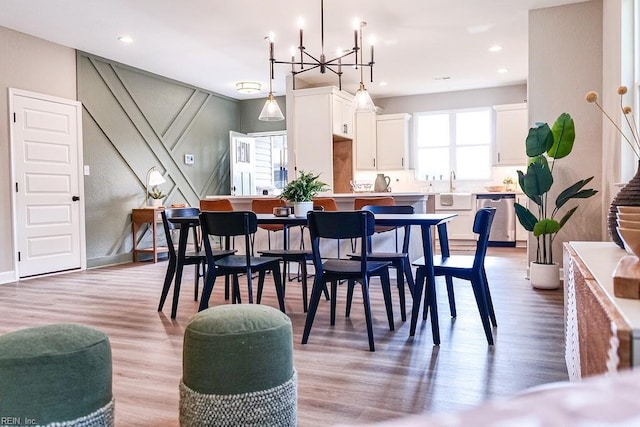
[258,0,376,121]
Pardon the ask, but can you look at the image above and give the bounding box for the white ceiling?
[0,0,588,101]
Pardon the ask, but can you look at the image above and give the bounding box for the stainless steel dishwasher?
[476,194,516,246]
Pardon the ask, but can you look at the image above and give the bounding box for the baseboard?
[0,270,18,285]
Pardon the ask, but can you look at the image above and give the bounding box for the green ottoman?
[180,305,296,426]
[0,324,114,426]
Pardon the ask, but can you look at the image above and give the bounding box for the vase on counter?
[374,174,391,192]
[608,160,640,249]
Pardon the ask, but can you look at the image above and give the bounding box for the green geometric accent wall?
[77,52,239,267]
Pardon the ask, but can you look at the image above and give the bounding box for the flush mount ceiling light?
[235,82,262,94]
[259,0,376,120]
[118,35,134,44]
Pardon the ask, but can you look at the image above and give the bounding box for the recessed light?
[489,45,502,52]
[497,68,508,74]
[235,81,262,94]
[118,35,134,44]
[378,81,388,87]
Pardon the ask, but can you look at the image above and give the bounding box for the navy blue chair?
[158,208,235,319]
[412,207,497,345]
[302,210,394,352]
[347,205,415,321]
[198,211,286,313]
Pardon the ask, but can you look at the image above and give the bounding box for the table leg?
[410,224,440,345]
[151,219,158,263]
[170,226,190,319]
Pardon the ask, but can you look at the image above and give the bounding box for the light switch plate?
[185,154,194,165]
[84,165,90,176]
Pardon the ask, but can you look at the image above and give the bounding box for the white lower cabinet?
[438,209,477,241]
[434,193,477,244]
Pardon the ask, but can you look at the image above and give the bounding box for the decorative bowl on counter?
[485,185,507,192]
[350,181,373,193]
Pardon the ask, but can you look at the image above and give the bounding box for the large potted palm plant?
[514,112,598,289]
[280,171,328,217]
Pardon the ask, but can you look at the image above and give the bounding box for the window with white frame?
[415,108,492,181]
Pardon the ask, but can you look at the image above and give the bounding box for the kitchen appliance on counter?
[476,193,516,246]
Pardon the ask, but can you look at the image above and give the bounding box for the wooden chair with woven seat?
[347,204,415,321]
[412,207,497,345]
[302,210,395,352]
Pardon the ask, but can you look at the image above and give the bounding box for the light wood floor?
[0,247,567,426]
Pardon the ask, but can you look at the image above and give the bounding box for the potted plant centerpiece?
[514,113,598,289]
[280,171,328,218]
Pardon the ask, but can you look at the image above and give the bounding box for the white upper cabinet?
[354,111,377,170]
[331,90,354,139]
[494,103,528,166]
[355,112,410,171]
[375,113,410,170]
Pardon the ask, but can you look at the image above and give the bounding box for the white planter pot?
[293,201,313,218]
[149,198,163,208]
[530,262,560,290]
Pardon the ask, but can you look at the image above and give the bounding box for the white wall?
[528,0,604,265]
[0,26,77,282]
[375,84,527,114]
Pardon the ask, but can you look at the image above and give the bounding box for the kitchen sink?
[435,192,474,210]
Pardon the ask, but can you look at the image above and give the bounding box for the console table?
[131,208,168,263]
[563,242,639,380]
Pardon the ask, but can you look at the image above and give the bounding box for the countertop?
[205,192,429,199]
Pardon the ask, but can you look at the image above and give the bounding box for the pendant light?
[259,33,285,121]
[352,21,376,112]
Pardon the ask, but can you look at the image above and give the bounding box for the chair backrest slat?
[472,207,497,269]
[199,211,258,237]
[307,210,375,273]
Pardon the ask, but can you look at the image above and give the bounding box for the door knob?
[72,196,80,201]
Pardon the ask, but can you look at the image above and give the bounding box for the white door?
[230,131,256,195]
[10,89,85,278]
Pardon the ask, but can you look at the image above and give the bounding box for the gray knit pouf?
[181,305,296,427]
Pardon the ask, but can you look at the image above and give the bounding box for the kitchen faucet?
[449,170,456,192]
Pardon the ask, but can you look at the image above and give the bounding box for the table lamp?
[145,166,166,207]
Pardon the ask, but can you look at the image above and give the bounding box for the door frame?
[9,88,87,280]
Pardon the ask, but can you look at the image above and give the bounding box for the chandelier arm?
[291,64,323,75]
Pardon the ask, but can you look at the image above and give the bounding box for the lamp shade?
[259,94,285,121]
[148,170,166,186]
[352,85,376,113]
